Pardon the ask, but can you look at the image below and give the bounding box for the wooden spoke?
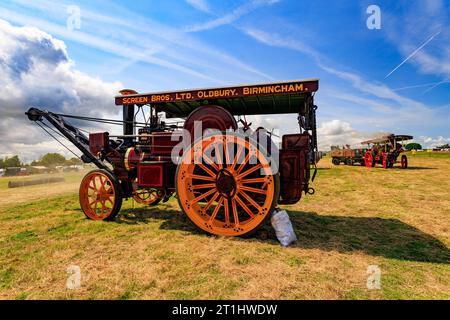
[187,174,216,182]
[230,144,244,171]
[236,153,250,174]
[100,176,106,189]
[223,139,231,167]
[203,153,220,172]
[214,142,223,169]
[239,185,267,195]
[203,192,220,212]
[101,201,106,215]
[208,197,224,223]
[223,198,230,226]
[198,163,216,178]
[237,164,263,179]
[190,188,217,205]
[239,190,262,211]
[231,198,239,227]
[234,195,255,218]
[240,177,270,184]
[192,183,216,190]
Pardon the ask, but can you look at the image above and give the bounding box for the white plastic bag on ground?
[270,209,297,247]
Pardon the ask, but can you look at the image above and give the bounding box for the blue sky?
[0,0,449,160]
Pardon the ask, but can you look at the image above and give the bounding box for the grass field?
[0,156,449,300]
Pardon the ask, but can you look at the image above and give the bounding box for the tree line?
[0,153,82,169]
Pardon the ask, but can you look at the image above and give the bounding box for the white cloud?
[317,120,382,151]
[0,19,122,162]
[242,27,318,57]
[185,0,280,32]
[0,0,273,83]
[416,135,450,149]
[186,0,212,13]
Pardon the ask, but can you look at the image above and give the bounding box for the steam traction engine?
[26,79,319,237]
[362,134,413,169]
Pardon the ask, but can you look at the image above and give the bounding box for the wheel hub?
[216,169,236,197]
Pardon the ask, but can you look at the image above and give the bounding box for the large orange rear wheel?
[79,170,122,221]
[176,133,279,237]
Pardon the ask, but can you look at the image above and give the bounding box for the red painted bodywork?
[138,163,164,187]
[89,132,109,155]
[279,133,310,205]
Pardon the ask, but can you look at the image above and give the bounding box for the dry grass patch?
[0,157,449,299]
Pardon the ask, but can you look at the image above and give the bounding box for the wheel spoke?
[235,194,255,218]
[236,153,250,174]
[239,190,262,211]
[230,144,244,171]
[192,183,216,190]
[237,164,263,179]
[190,188,217,205]
[208,197,224,223]
[198,163,216,178]
[100,176,106,189]
[240,177,270,184]
[203,192,220,212]
[231,198,239,227]
[239,185,267,195]
[203,153,220,172]
[224,198,230,225]
[187,174,216,182]
[223,139,231,167]
[101,200,107,216]
[214,143,223,169]
[106,198,114,206]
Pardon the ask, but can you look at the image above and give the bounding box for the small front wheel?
[401,155,408,169]
[79,170,123,221]
[364,152,375,168]
[382,154,389,169]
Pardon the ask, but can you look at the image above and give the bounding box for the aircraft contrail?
[423,76,450,94]
[385,30,441,79]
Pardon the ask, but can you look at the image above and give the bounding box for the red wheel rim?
[401,156,407,169]
[365,152,373,168]
[382,154,388,169]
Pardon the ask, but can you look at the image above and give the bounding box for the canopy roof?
[115,79,319,118]
[361,134,414,145]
